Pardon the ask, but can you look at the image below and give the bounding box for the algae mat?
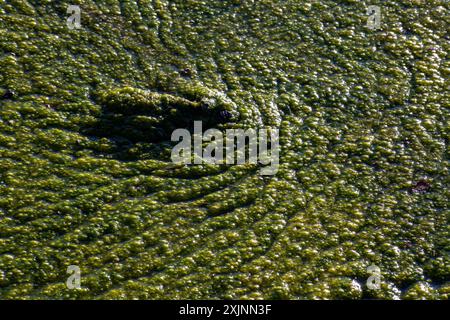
[0,0,448,299]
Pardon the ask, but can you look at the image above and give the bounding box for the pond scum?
[0,0,448,299]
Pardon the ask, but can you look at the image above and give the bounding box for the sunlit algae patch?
[0,0,448,299]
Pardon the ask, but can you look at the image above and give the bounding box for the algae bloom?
[0,1,448,299]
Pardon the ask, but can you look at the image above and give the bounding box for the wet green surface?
[0,0,448,299]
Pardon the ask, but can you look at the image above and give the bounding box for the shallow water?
[0,0,448,299]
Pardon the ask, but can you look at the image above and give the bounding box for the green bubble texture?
[0,0,448,299]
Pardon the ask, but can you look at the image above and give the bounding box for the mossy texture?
[0,0,448,299]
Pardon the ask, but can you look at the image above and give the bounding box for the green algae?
[0,0,449,299]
